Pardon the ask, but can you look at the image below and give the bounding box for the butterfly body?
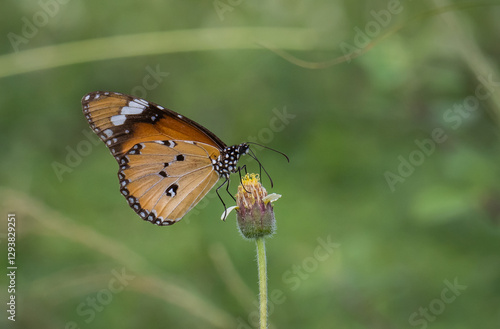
[82,91,248,226]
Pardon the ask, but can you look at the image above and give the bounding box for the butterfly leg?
[216,177,230,221]
[236,165,250,193]
[225,177,236,202]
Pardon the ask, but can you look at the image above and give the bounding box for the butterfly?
[82,91,254,226]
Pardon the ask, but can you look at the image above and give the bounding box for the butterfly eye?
[239,144,250,155]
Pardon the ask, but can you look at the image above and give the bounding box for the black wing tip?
[81,91,126,105]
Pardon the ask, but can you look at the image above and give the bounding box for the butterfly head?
[237,143,250,156]
[213,143,249,178]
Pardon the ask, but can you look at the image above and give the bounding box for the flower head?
[229,173,280,239]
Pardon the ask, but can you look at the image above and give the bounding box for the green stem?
[255,237,268,329]
[0,27,324,79]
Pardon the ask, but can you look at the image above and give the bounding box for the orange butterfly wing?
[82,91,226,158]
[119,140,220,224]
[82,91,228,225]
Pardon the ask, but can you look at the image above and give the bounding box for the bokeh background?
[1,0,500,328]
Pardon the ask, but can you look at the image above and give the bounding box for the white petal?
[263,193,281,204]
[221,206,238,220]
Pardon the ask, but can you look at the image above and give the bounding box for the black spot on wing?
[156,140,177,147]
[165,184,178,197]
[127,143,143,155]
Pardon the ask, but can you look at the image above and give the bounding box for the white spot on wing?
[84,94,90,101]
[120,106,143,115]
[103,129,113,137]
[177,114,183,119]
[111,114,126,126]
[134,98,149,106]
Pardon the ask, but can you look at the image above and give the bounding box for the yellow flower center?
[241,173,260,186]
[236,173,267,209]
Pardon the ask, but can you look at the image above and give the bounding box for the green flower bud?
[234,174,280,239]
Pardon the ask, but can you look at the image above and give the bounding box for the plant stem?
[0,27,324,79]
[255,237,268,329]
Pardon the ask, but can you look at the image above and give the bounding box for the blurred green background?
[1,0,500,328]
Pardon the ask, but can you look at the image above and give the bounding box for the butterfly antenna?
[248,148,274,188]
[246,142,290,162]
